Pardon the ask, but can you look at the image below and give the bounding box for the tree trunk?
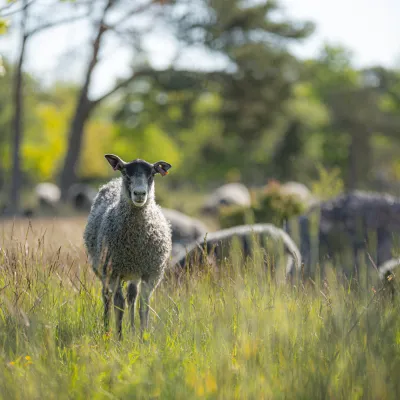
[59,96,93,200]
[59,8,111,200]
[9,32,27,215]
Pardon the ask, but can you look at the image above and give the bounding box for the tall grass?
[0,218,399,399]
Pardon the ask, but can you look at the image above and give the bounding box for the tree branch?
[107,0,161,30]
[0,0,35,18]
[90,69,151,107]
[28,13,89,36]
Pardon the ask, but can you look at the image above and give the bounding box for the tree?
[306,46,400,190]
[59,0,172,200]
[115,0,314,185]
[1,0,88,214]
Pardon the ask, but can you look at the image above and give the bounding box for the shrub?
[219,180,306,229]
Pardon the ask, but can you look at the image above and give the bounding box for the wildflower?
[205,373,217,393]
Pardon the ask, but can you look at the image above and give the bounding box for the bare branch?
[28,12,89,36]
[0,0,34,19]
[107,0,160,29]
[0,0,35,18]
[90,69,151,107]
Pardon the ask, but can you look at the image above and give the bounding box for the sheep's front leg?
[114,280,125,340]
[139,275,160,339]
[102,277,123,338]
[127,281,138,335]
[102,277,118,334]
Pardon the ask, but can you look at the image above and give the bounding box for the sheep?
[171,223,301,281]
[83,154,172,340]
[378,257,400,299]
[297,190,400,279]
[35,182,61,211]
[161,208,208,256]
[280,181,316,207]
[202,183,251,215]
[67,183,97,212]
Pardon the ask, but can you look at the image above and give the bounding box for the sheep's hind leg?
[127,280,139,335]
[113,278,125,340]
[139,274,161,339]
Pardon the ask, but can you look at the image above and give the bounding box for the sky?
[1,0,400,98]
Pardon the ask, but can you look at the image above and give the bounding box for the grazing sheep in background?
[161,208,208,257]
[35,182,61,211]
[202,183,251,214]
[296,190,400,279]
[378,258,400,281]
[171,223,301,280]
[280,181,316,207]
[378,257,400,299]
[67,183,97,212]
[83,154,172,340]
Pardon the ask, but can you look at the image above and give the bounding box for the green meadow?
[0,218,399,400]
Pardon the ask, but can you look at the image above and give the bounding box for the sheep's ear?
[105,154,126,171]
[153,161,171,176]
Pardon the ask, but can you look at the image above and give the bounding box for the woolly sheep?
[35,182,61,210]
[298,190,400,278]
[83,154,172,339]
[378,258,400,281]
[280,181,316,207]
[161,208,208,256]
[68,183,97,212]
[202,183,251,214]
[378,257,400,298]
[171,223,301,280]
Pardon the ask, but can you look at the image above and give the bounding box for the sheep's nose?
[134,190,146,196]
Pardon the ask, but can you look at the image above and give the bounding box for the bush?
[219,180,306,229]
[219,205,255,228]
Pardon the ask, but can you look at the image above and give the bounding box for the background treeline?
[1,0,400,215]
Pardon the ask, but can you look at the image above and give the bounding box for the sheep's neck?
[119,197,155,220]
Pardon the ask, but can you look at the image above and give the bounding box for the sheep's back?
[83,178,122,262]
[172,223,301,274]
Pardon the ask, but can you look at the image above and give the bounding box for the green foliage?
[115,0,315,184]
[311,164,345,201]
[253,180,307,224]
[0,55,5,76]
[0,219,399,399]
[0,19,9,34]
[1,1,400,195]
[219,180,306,228]
[219,205,255,228]
[79,120,118,179]
[23,103,69,181]
[115,123,182,170]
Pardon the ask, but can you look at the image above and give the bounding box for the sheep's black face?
[104,154,172,208]
[123,160,154,207]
